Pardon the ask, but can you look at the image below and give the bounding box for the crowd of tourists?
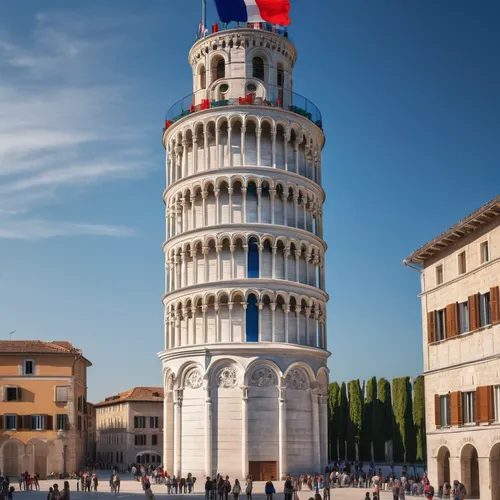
[0,462,469,500]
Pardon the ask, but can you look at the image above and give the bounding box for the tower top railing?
[196,21,290,41]
[164,91,322,132]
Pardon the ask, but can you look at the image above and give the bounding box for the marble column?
[173,389,183,475]
[204,383,212,477]
[278,382,287,479]
[311,389,320,473]
[241,386,249,478]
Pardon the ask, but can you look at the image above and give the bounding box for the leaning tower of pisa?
[159,22,329,481]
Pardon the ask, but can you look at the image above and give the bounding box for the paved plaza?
[10,476,398,500]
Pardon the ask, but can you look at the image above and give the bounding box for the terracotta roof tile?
[0,340,80,354]
[95,387,164,407]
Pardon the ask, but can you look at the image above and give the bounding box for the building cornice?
[403,195,500,266]
[162,222,327,254]
[158,342,330,364]
[163,166,326,203]
[161,278,329,304]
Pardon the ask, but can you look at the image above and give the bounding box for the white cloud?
[0,10,153,240]
[0,218,135,240]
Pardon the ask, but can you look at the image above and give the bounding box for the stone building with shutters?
[0,340,91,478]
[404,195,500,500]
[159,22,329,481]
[95,387,163,467]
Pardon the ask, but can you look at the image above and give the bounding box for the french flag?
[213,0,291,26]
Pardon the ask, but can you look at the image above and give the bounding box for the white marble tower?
[159,23,329,481]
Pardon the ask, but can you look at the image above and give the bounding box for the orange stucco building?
[0,341,92,478]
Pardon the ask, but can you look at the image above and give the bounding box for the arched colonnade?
[164,289,327,350]
[166,115,322,186]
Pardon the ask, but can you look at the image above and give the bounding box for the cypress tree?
[347,379,363,460]
[413,375,426,461]
[377,377,393,448]
[328,382,341,460]
[392,376,416,462]
[339,381,348,460]
[362,376,377,461]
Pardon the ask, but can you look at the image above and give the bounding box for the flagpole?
[202,0,206,31]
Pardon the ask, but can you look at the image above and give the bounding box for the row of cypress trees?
[328,375,426,463]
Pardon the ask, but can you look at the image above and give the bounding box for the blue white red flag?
[213,0,291,26]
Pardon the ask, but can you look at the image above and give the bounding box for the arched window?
[216,58,225,80]
[277,65,284,87]
[246,294,259,342]
[252,56,265,80]
[199,64,206,89]
[248,237,259,278]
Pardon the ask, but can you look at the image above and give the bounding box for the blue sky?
[1,1,499,402]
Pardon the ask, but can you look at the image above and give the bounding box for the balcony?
[196,21,290,41]
[164,92,323,132]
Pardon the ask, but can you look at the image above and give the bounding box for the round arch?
[460,443,480,498]
[490,442,500,500]
[437,445,451,487]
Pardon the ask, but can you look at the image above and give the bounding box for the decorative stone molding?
[185,368,203,389]
[217,366,239,388]
[250,367,277,387]
[285,368,308,390]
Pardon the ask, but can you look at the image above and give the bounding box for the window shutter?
[17,387,22,401]
[434,394,441,427]
[490,286,500,325]
[1,386,5,402]
[446,303,458,337]
[18,364,23,375]
[468,295,479,331]
[24,415,31,431]
[17,414,24,431]
[427,311,436,343]
[0,415,3,430]
[450,391,463,426]
[46,414,53,430]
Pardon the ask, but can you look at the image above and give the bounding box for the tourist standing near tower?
[159,0,329,481]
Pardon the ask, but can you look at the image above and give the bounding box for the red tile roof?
[0,340,91,365]
[95,387,164,407]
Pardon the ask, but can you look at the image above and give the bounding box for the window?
[440,394,451,427]
[56,414,68,431]
[134,416,146,429]
[55,386,68,403]
[6,386,21,402]
[5,415,17,430]
[480,241,489,264]
[436,264,444,285]
[152,434,158,446]
[277,67,284,87]
[150,416,159,428]
[494,385,500,422]
[246,294,259,342]
[78,415,82,431]
[135,434,147,446]
[248,237,259,278]
[77,396,83,412]
[252,56,265,80]
[23,360,34,376]
[435,309,446,341]
[458,251,466,275]
[463,391,476,424]
[198,65,206,89]
[214,58,225,80]
[458,302,470,334]
[479,292,491,327]
[31,415,45,430]
[120,452,123,463]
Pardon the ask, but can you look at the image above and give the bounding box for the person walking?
[232,479,241,500]
[60,481,70,500]
[217,477,225,500]
[223,477,231,500]
[245,476,253,500]
[144,483,155,500]
[34,474,40,491]
[265,481,276,500]
[205,477,213,500]
[284,476,293,500]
